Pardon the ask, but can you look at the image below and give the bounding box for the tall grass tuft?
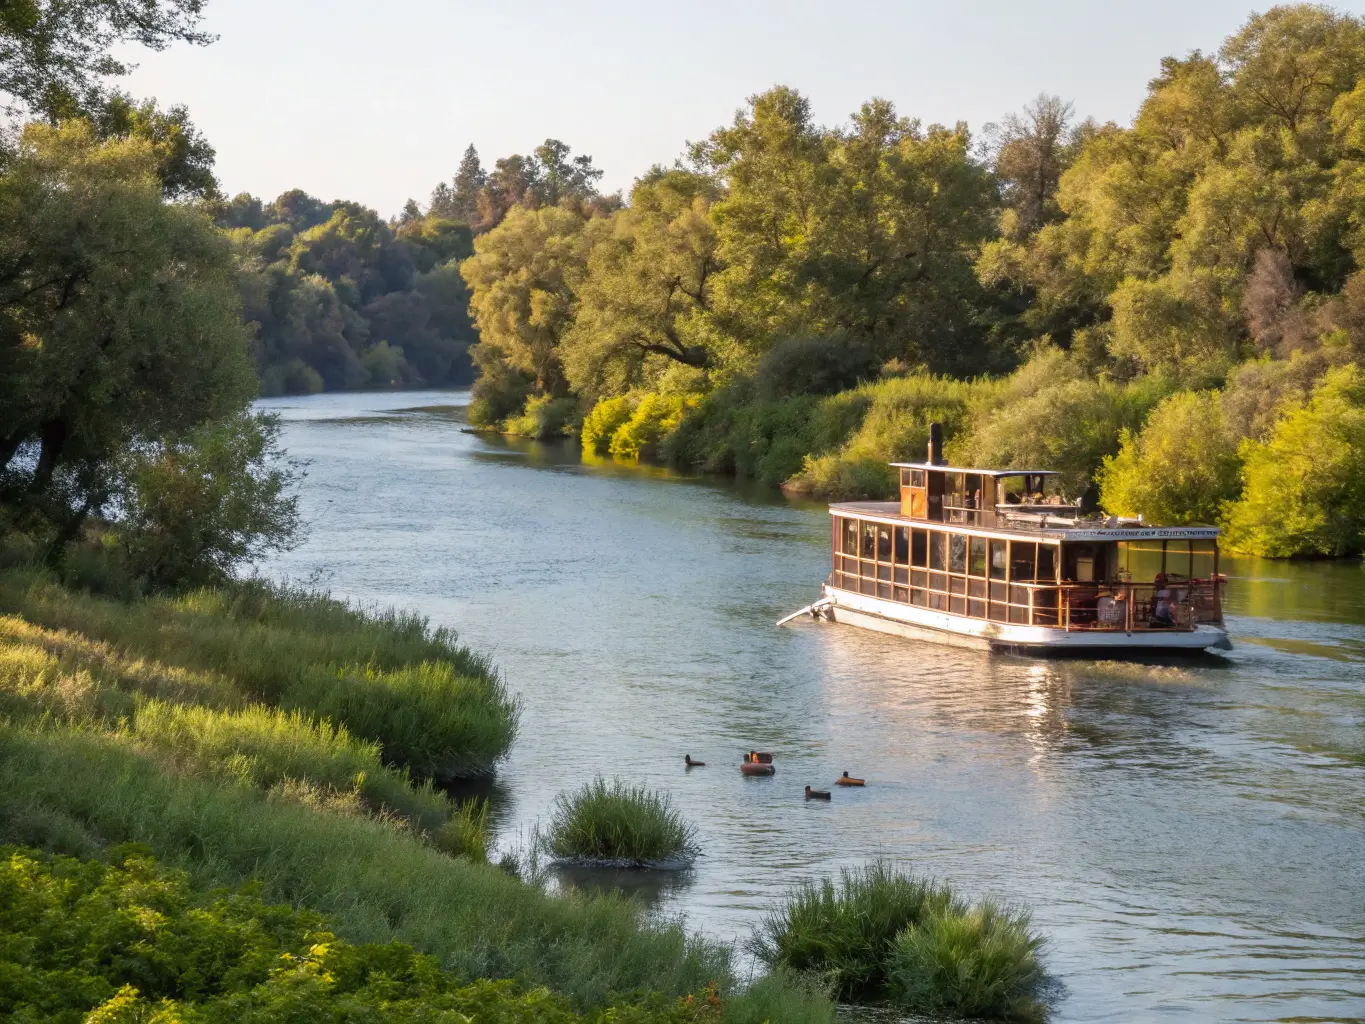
[542,776,699,867]
[753,861,953,999]
[434,798,489,863]
[755,862,1047,1020]
[889,901,1047,1022]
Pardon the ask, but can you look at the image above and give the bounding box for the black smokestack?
[927,422,944,466]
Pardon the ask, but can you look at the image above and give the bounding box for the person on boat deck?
[1152,583,1175,627]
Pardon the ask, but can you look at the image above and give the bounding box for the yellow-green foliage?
[1099,391,1243,525]
[0,572,519,781]
[1222,365,1365,556]
[0,844,726,1024]
[609,394,693,459]
[788,374,978,499]
[542,777,699,866]
[503,394,580,439]
[581,396,637,454]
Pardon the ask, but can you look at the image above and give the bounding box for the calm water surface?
[257,390,1365,1024]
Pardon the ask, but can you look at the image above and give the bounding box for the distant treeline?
[457,4,1365,559]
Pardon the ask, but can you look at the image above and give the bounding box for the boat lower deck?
[822,585,1232,653]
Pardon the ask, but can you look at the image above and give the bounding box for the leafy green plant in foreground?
[0,843,724,1024]
[755,861,1046,1021]
[542,776,699,867]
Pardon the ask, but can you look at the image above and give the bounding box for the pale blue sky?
[117,1,1365,217]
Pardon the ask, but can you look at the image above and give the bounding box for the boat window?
[968,536,987,577]
[949,534,967,574]
[1166,540,1193,579]
[965,474,983,511]
[910,469,925,487]
[1037,544,1057,583]
[1009,541,1036,582]
[894,527,909,564]
[989,539,1008,581]
[1118,540,1165,580]
[861,522,876,560]
[911,529,927,567]
[1191,540,1217,580]
[877,525,892,562]
[929,531,947,571]
[842,518,859,556]
[1075,556,1095,582]
[900,469,911,487]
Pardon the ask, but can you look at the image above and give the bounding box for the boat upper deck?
[829,501,1221,543]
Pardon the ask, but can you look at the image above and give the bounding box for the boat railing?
[828,564,1224,632]
[1028,580,1223,632]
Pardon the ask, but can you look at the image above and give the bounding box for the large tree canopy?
[0,0,212,115]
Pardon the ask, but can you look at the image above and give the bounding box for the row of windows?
[836,518,1058,584]
[830,570,1062,625]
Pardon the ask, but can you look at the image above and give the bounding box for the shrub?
[504,394,581,439]
[1099,391,1243,524]
[0,844,728,1024]
[541,776,699,867]
[581,396,638,454]
[754,334,878,399]
[755,862,1046,1021]
[609,394,693,460]
[1222,364,1365,557]
[467,364,532,428]
[888,901,1046,1022]
[754,862,953,999]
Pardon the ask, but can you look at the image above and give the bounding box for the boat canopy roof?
[889,462,1063,478]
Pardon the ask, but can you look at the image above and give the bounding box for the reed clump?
[755,861,1046,1022]
[542,777,699,868]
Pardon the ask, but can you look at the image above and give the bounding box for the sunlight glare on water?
[257,389,1365,1024]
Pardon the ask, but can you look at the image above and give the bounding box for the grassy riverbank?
[0,568,832,1022]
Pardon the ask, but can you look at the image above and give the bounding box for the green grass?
[542,777,699,867]
[0,725,831,1022]
[0,569,519,780]
[0,613,449,830]
[755,861,1047,1021]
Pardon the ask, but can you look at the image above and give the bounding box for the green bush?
[1099,391,1243,525]
[609,394,693,460]
[434,798,490,863]
[582,396,638,454]
[468,364,533,429]
[1222,364,1365,557]
[542,776,699,867]
[755,862,1046,1021]
[0,844,727,1024]
[504,394,581,439]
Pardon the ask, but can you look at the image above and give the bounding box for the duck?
[835,772,865,786]
[684,755,706,767]
[805,785,831,800]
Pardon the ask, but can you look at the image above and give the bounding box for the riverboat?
[800,426,1232,654]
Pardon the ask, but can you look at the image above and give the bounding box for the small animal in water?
[835,771,865,786]
[805,785,831,800]
[684,755,706,767]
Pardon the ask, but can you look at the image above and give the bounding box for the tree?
[532,138,604,205]
[116,411,301,588]
[83,90,219,200]
[1222,364,1365,556]
[0,120,254,549]
[560,169,720,399]
[460,204,594,396]
[984,94,1084,239]
[1099,390,1242,524]
[0,0,212,116]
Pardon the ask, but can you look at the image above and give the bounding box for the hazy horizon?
[116,0,1365,217]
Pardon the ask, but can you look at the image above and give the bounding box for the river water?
[257,389,1364,1024]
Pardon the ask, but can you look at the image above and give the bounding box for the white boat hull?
[821,586,1231,653]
